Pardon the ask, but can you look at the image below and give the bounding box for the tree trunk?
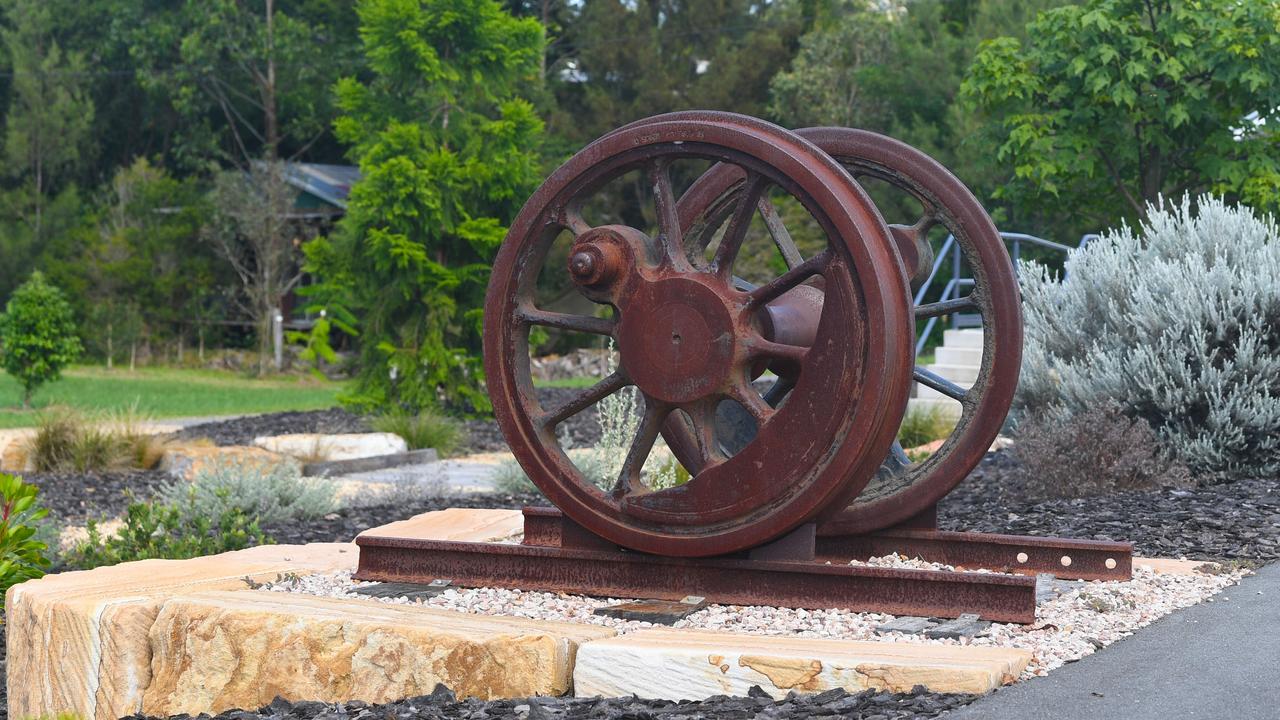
[106,321,113,370]
[264,0,279,161]
[130,342,136,372]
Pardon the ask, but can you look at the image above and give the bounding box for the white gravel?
[258,554,1247,679]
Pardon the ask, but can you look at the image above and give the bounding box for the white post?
[273,311,285,371]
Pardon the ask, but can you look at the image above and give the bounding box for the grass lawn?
[0,366,349,428]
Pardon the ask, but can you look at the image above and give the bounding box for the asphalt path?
[947,563,1280,720]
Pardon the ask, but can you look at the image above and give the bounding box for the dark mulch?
[26,469,173,525]
[176,408,373,447]
[176,393,601,455]
[127,684,975,720]
[259,492,543,545]
[939,449,1280,562]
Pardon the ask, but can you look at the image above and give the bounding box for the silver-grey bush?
[160,457,338,524]
[1016,195,1280,480]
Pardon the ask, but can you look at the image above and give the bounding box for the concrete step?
[935,346,983,367]
[943,328,984,349]
[925,363,979,385]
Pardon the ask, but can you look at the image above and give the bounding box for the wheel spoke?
[613,396,671,496]
[539,370,629,428]
[712,174,768,278]
[913,365,968,401]
[729,381,776,424]
[518,307,616,336]
[888,214,937,250]
[648,159,685,266]
[915,296,977,319]
[745,335,809,365]
[746,250,830,309]
[557,203,592,237]
[691,399,726,469]
[757,195,803,269]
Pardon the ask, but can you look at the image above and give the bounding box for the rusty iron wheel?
[483,113,914,557]
[660,122,1022,535]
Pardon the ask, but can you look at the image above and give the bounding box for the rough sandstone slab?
[254,433,408,462]
[142,591,615,715]
[159,444,299,480]
[6,543,357,720]
[6,510,530,720]
[573,628,1032,699]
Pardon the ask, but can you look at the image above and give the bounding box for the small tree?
[0,272,82,408]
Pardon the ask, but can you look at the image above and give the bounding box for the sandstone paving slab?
[945,562,1280,720]
[142,590,616,716]
[573,628,1032,700]
[355,507,522,543]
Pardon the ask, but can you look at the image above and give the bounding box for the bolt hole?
[1060,555,1072,567]
[1105,558,1117,570]
[1016,552,1028,564]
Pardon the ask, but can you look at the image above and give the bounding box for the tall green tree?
[306,0,544,411]
[1,0,94,244]
[126,0,360,169]
[963,0,1280,227]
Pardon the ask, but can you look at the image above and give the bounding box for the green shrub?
[157,457,337,525]
[1017,196,1280,480]
[0,473,52,605]
[371,408,467,455]
[0,271,83,408]
[62,492,267,570]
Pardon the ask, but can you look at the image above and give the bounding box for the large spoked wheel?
[658,121,1022,534]
[483,114,914,557]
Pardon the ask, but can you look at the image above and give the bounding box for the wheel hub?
[618,275,739,405]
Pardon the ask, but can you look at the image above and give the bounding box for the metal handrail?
[913,231,1091,356]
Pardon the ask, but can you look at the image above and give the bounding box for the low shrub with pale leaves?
[1016,195,1280,480]
[158,457,337,525]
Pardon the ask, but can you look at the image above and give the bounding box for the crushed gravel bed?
[262,558,1246,679]
[125,684,976,720]
[940,450,1280,562]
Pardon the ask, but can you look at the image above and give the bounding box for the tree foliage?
[0,272,83,407]
[963,0,1280,226]
[305,0,544,412]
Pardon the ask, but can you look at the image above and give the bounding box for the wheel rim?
[483,114,913,556]
[660,122,1022,534]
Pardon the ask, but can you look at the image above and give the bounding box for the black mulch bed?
[259,492,542,545]
[176,391,602,455]
[176,408,373,447]
[128,684,975,720]
[939,449,1280,562]
[26,469,173,525]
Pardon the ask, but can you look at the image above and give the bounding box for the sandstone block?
[142,591,615,715]
[357,507,523,543]
[573,629,1032,699]
[6,543,356,720]
[254,433,408,462]
[159,444,299,480]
